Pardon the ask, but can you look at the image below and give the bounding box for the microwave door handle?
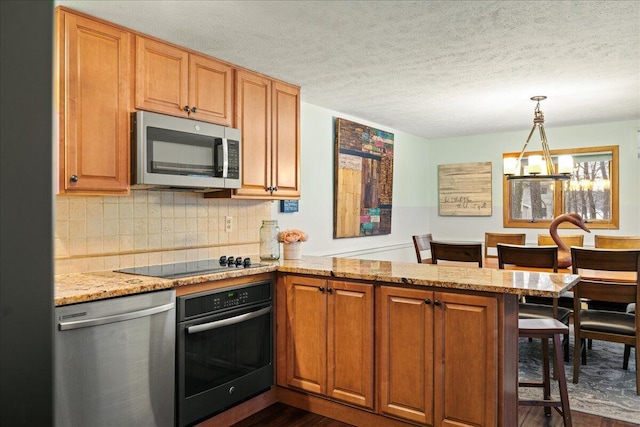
[222,138,229,178]
[186,306,272,334]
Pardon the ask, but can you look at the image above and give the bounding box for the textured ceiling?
[55,0,640,139]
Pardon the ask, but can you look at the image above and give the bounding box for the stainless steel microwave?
[132,111,241,190]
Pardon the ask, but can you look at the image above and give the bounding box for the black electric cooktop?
[116,256,266,279]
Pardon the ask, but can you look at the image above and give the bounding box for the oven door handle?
[186,306,272,334]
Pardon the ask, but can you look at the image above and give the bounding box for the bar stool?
[518,318,572,427]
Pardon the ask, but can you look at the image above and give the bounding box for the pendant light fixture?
[503,96,573,180]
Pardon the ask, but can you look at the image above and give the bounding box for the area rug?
[518,327,640,424]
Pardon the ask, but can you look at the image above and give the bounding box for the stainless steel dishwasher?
[55,289,176,427]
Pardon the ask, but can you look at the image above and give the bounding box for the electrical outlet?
[225,216,233,232]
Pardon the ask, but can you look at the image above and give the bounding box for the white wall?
[427,120,640,246]
[274,103,639,260]
[272,102,430,261]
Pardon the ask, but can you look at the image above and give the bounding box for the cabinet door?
[135,36,189,117]
[271,81,300,198]
[234,70,272,197]
[58,11,130,195]
[189,54,233,126]
[284,275,327,395]
[327,280,374,409]
[378,286,434,425]
[433,292,497,427]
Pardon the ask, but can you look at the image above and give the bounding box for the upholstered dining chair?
[412,234,433,264]
[538,234,584,248]
[484,232,526,258]
[429,241,482,267]
[570,247,640,395]
[497,243,571,361]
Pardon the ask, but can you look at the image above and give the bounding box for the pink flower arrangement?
[278,229,308,243]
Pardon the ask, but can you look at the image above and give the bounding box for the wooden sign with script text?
[438,162,492,216]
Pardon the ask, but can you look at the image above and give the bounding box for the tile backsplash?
[55,190,272,274]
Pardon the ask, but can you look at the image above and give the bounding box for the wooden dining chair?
[594,235,640,249]
[484,232,526,258]
[538,234,584,248]
[497,244,571,361]
[570,247,640,395]
[429,241,482,267]
[412,234,433,264]
[588,236,640,315]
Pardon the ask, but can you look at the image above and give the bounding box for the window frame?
[502,145,619,229]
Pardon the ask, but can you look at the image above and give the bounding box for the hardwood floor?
[231,403,638,427]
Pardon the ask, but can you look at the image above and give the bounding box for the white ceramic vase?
[283,241,302,260]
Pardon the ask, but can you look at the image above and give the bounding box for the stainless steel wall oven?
[176,280,273,427]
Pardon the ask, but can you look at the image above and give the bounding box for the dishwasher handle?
[187,306,272,334]
[58,302,175,331]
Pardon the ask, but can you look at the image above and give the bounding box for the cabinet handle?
[318,286,325,293]
[191,107,197,114]
[183,105,190,113]
[434,300,442,306]
[272,186,278,192]
[70,175,78,183]
[265,186,271,193]
[424,298,431,305]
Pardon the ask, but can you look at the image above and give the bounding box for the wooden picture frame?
[438,162,492,216]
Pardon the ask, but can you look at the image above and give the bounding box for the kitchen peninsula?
[55,256,579,427]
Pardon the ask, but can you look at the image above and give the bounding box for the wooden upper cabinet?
[189,54,233,126]
[135,36,188,117]
[135,36,232,126]
[272,81,301,198]
[234,70,272,197]
[224,70,300,199]
[56,10,131,195]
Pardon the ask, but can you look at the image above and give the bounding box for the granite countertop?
[55,255,580,306]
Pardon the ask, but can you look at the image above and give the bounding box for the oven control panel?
[178,280,272,320]
[216,289,250,309]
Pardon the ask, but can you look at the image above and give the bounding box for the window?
[502,145,618,229]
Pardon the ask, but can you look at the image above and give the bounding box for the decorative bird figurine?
[549,212,591,268]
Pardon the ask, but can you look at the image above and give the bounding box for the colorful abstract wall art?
[334,118,394,238]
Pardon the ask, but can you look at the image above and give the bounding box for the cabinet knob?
[318,286,325,293]
[265,186,271,192]
[70,175,79,183]
[434,300,442,306]
[327,287,333,294]
[183,105,190,113]
[424,298,431,305]
[190,107,197,114]
[272,186,278,192]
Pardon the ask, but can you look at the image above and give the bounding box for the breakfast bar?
[55,255,579,427]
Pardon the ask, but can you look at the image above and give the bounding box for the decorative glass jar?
[259,220,280,260]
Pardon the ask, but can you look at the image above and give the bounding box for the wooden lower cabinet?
[277,275,374,409]
[377,287,499,427]
[278,277,515,427]
[377,286,434,424]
